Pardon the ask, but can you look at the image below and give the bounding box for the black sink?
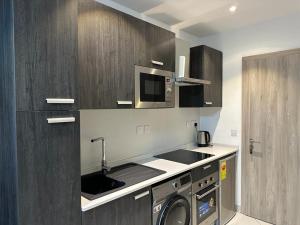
[81,172,125,200]
[81,163,166,200]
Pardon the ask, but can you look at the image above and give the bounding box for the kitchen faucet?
[91,137,110,175]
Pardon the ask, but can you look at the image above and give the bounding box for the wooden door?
[242,49,300,225]
[17,111,81,225]
[14,0,78,111]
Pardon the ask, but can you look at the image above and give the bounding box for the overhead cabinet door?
[179,45,222,107]
[14,0,78,111]
[78,1,136,109]
[17,111,81,225]
[145,23,176,72]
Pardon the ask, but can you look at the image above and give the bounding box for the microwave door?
[134,65,175,109]
[140,73,165,102]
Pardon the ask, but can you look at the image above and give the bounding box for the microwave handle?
[196,185,220,200]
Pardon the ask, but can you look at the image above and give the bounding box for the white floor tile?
[226,213,273,225]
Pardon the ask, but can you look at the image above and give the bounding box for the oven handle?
[196,185,220,200]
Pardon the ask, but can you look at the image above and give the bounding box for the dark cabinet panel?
[145,23,176,72]
[14,0,78,111]
[16,111,81,225]
[0,1,18,225]
[78,1,134,109]
[199,45,223,107]
[82,188,152,225]
[117,13,145,107]
[78,1,175,109]
[180,45,222,107]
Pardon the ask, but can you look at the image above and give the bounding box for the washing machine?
[152,172,192,225]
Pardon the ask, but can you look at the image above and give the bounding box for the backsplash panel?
[80,107,200,174]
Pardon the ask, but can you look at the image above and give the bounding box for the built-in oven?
[192,162,219,225]
[135,65,175,108]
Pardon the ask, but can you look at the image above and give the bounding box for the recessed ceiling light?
[229,5,237,13]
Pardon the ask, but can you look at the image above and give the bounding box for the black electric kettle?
[197,131,211,147]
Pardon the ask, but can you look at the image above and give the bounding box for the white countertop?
[81,144,238,212]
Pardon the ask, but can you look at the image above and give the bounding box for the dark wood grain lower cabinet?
[82,188,152,225]
[16,111,81,225]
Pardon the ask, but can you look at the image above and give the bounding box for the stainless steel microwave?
[135,66,175,108]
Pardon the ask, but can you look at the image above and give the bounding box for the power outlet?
[186,121,191,128]
[136,125,144,135]
[231,129,238,137]
[144,125,151,134]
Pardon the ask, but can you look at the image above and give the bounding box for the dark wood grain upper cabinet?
[78,1,136,109]
[82,188,152,225]
[14,0,78,111]
[145,23,176,72]
[78,1,175,109]
[16,111,81,225]
[180,45,223,107]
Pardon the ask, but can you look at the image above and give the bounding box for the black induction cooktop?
[155,149,214,165]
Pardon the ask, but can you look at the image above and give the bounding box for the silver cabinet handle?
[117,101,133,105]
[47,117,75,124]
[46,98,75,104]
[196,185,220,200]
[134,191,150,200]
[203,165,212,170]
[205,102,213,105]
[151,60,164,66]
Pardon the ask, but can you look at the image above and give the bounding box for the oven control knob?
[210,177,214,181]
[205,180,209,184]
[172,182,178,189]
[198,183,203,188]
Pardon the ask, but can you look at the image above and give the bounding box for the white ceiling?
[111,0,300,37]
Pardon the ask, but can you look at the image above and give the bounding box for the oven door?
[135,66,174,108]
[192,184,219,225]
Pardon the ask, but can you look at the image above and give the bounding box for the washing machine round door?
[157,195,191,225]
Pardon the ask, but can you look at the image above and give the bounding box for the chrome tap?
[91,137,110,175]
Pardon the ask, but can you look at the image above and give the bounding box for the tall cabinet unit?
[0,1,18,224]
[1,1,81,225]
[179,45,223,107]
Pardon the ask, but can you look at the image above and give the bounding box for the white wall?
[196,12,300,207]
[80,38,200,175]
